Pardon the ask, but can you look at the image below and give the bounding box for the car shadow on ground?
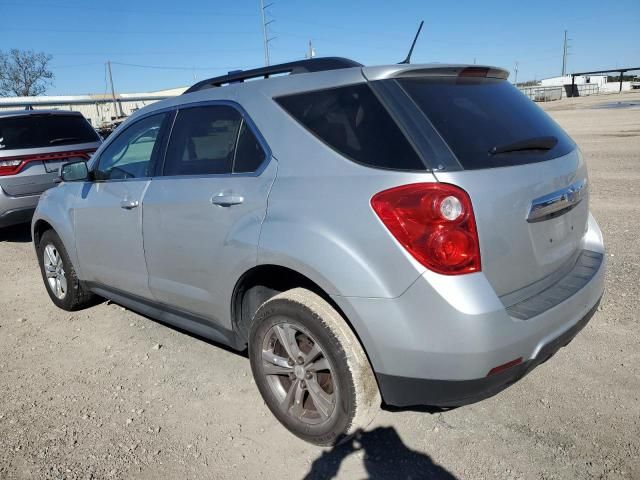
[304,426,457,480]
[0,223,32,243]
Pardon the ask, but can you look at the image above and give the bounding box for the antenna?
[399,20,424,64]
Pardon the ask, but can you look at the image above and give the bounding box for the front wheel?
[37,230,96,311]
[249,288,380,445]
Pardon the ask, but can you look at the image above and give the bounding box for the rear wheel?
[249,288,380,445]
[37,230,96,311]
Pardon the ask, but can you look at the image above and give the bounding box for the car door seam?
[256,156,279,264]
[139,179,155,297]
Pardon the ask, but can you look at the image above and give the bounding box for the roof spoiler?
[393,66,509,80]
[363,65,510,82]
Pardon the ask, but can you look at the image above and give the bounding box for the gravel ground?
[1,92,639,480]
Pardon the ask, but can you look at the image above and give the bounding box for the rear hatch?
[0,112,100,196]
[391,73,588,297]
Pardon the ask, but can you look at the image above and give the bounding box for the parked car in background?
[32,58,605,445]
[0,110,101,228]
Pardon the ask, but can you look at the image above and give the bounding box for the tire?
[37,229,96,311]
[249,288,380,445]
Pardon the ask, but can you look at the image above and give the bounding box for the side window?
[233,121,266,173]
[275,83,425,170]
[95,113,166,180]
[164,105,242,176]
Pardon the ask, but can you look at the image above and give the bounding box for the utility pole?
[306,40,316,59]
[561,30,568,77]
[514,61,519,85]
[259,0,274,66]
[107,61,122,119]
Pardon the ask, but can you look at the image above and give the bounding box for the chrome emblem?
[527,179,587,222]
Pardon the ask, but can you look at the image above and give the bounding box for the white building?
[0,86,187,126]
[540,74,608,87]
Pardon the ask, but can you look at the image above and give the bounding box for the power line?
[1,1,255,18]
[2,26,255,36]
[109,61,260,72]
[50,62,105,69]
[50,48,264,57]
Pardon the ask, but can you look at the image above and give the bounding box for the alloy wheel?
[43,244,67,299]
[261,321,336,425]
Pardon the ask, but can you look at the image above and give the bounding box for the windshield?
[397,77,575,169]
[0,114,100,151]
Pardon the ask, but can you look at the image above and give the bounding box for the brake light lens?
[371,183,481,275]
[459,67,490,77]
[0,149,95,177]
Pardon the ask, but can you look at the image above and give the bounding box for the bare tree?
[0,49,54,97]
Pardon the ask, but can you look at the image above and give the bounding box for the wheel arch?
[32,218,54,247]
[231,264,360,351]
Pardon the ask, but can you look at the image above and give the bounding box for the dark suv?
[0,110,101,228]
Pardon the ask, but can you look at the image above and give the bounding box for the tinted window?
[398,78,575,169]
[96,113,166,180]
[233,121,266,173]
[164,106,241,176]
[0,114,99,150]
[276,83,424,170]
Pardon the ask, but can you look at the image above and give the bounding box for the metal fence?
[519,86,563,102]
[518,84,600,102]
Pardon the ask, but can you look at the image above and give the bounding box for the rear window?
[275,83,425,170]
[0,114,99,151]
[398,78,575,169]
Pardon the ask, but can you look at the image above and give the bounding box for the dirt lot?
[1,92,639,480]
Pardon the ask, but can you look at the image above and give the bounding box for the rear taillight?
[371,183,481,275]
[0,159,23,176]
[0,149,95,177]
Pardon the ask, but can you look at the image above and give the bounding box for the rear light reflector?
[487,357,523,376]
[371,183,481,275]
[0,149,95,177]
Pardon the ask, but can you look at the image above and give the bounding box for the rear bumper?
[377,298,600,407]
[331,213,605,407]
[0,187,39,228]
[0,206,36,228]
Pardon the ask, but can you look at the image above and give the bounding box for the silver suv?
[0,110,101,228]
[32,58,605,445]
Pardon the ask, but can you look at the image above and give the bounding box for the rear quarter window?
[0,114,99,150]
[398,77,575,169]
[275,83,426,171]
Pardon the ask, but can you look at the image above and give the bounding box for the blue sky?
[1,0,638,94]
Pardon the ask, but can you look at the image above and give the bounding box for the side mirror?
[59,160,89,182]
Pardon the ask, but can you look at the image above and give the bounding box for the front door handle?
[211,194,244,207]
[120,199,140,209]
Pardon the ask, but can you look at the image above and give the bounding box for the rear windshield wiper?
[49,137,82,145]
[489,136,557,155]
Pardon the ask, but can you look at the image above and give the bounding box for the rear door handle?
[211,194,244,207]
[120,199,140,209]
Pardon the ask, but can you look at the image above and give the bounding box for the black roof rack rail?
[183,57,362,94]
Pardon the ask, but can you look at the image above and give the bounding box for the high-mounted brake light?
[371,183,481,275]
[459,67,490,78]
[0,149,95,177]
